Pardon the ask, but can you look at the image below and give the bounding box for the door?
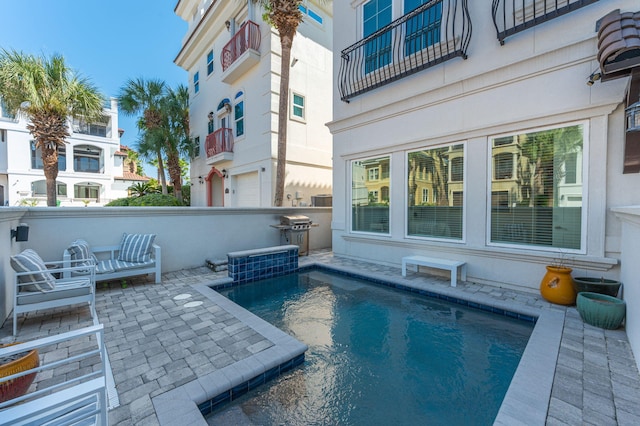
[236,172,259,207]
[209,174,224,207]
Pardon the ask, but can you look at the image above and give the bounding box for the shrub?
[105,198,131,206]
[128,194,183,206]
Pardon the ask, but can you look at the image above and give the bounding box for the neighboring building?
[174,0,333,207]
[329,0,640,291]
[0,98,145,206]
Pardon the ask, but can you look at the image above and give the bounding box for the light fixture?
[587,71,601,86]
[198,176,204,184]
[225,20,231,31]
[626,101,640,132]
[221,169,228,178]
[291,57,298,67]
[224,103,232,113]
[207,111,214,121]
[11,223,29,242]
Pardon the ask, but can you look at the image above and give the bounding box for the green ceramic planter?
[573,277,621,297]
[576,292,626,330]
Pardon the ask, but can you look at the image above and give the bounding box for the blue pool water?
[212,269,534,425]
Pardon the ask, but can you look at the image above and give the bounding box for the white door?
[236,172,259,207]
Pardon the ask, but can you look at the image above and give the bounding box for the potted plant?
[573,276,621,297]
[0,344,39,403]
[539,254,576,305]
[576,292,626,329]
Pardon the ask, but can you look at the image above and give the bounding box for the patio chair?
[10,249,97,336]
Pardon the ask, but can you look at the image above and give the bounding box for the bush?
[106,194,182,207]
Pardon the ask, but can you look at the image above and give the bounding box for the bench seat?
[401,255,467,287]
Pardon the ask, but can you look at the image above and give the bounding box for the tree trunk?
[166,149,183,203]
[42,145,59,206]
[156,149,168,194]
[274,32,295,207]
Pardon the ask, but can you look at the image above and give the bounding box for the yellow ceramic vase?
[540,266,576,305]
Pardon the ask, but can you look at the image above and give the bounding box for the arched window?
[31,180,67,197]
[74,182,101,200]
[30,141,66,170]
[74,145,103,173]
[234,91,244,137]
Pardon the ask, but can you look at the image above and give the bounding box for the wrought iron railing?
[205,128,234,158]
[338,0,471,102]
[222,20,261,72]
[491,0,600,45]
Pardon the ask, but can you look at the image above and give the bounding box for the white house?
[174,0,333,207]
[328,0,640,291]
[0,98,146,206]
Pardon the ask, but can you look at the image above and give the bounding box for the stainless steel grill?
[271,215,317,255]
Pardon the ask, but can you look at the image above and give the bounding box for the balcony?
[338,0,471,102]
[491,0,600,45]
[205,128,234,164]
[221,20,261,84]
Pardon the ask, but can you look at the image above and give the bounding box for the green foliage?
[181,184,191,206]
[128,182,158,197]
[128,193,182,206]
[105,198,131,206]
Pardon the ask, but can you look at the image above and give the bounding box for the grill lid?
[280,215,311,225]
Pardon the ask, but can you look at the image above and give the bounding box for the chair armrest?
[90,245,120,260]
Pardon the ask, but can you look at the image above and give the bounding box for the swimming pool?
[210,269,534,425]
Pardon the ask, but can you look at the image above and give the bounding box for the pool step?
[206,258,228,272]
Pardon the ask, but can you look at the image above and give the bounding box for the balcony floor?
[2,250,639,425]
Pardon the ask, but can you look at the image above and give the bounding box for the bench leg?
[451,267,457,287]
[460,264,467,282]
[402,260,407,277]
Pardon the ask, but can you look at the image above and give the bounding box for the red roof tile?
[116,172,150,182]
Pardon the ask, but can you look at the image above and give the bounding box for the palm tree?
[0,49,105,206]
[155,84,191,203]
[118,78,169,194]
[259,0,304,206]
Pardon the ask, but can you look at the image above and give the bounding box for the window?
[72,117,108,137]
[404,0,442,56]
[0,98,14,119]
[299,1,323,25]
[74,183,100,200]
[352,156,390,233]
[292,93,305,119]
[407,144,464,240]
[32,180,67,197]
[234,91,244,137]
[207,50,214,75]
[489,123,584,250]
[363,0,392,73]
[31,141,66,170]
[193,136,200,158]
[494,153,513,180]
[74,145,102,173]
[193,71,200,94]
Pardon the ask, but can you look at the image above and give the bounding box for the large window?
[292,93,305,120]
[234,91,244,137]
[74,183,100,200]
[490,123,584,250]
[31,141,66,170]
[32,180,67,197]
[363,0,392,73]
[193,71,200,94]
[74,145,102,173]
[72,117,108,137]
[352,156,390,233]
[404,0,442,56]
[207,50,214,75]
[407,144,464,240]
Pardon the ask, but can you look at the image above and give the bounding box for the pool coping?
[153,262,562,425]
[152,282,308,426]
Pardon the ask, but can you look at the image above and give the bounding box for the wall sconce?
[221,169,228,178]
[11,223,29,242]
[198,176,204,184]
[586,71,601,86]
[224,103,232,113]
[225,20,231,31]
[291,57,298,67]
[207,111,214,122]
[627,101,640,132]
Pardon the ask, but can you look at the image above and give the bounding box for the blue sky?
[0,0,187,175]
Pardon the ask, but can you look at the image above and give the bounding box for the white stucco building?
[0,98,147,206]
[328,0,640,291]
[174,0,333,207]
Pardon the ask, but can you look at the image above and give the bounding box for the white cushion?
[10,249,56,292]
[118,233,156,263]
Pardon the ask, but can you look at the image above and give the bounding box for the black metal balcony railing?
[491,0,600,45]
[338,0,471,102]
[222,20,261,72]
[205,128,234,158]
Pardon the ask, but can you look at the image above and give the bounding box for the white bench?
[401,255,467,287]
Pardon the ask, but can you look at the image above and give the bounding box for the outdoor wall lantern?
[626,101,640,132]
[198,176,204,184]
[225,20,231,31]
[208,112,214,122]
[11,223,29,242]
[221,169,228,178]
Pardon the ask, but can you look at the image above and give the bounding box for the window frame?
[193,71,200,94]
[291,92,306,122]
[234,91,244,138]
[405,142,466,242]
[206,50,214,76]
[486,121,588,254]
[350,154,392,235]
